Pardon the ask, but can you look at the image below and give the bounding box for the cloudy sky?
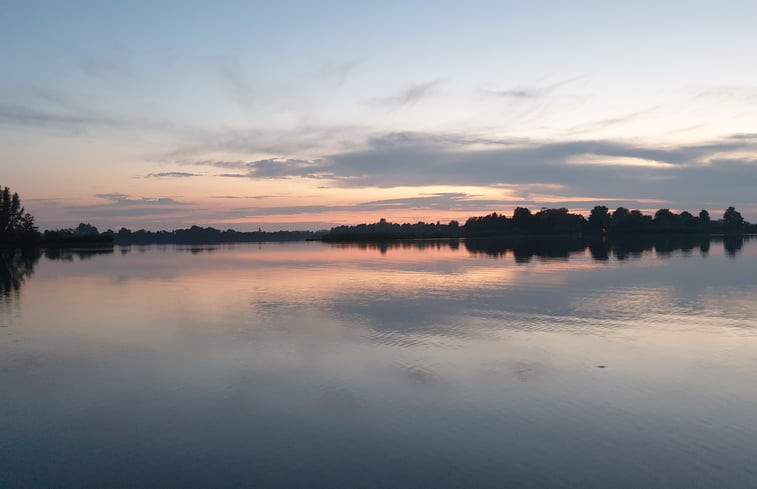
[2,1,757,230]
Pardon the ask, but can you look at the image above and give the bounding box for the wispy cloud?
[167,124,369,160]
[80,44,136,82]
[694,85,757,105]
[478,77,582,100]
[560,107,659,136]
[319,61,360,85]
[479,88,542,99]
[0,103,116,130]
[373,79,444,108]
[146,172,200,178]
[229,193,483,216]
[566,154,677,169]
[91,194,193,207]
[51,194,201,222]
[0,100,173,136]
[182,160,250,170]
[210,195,276,200]
[217,57,255,108]
[187,158,331,179]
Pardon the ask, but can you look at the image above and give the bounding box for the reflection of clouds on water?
[512,362,543,383]
[479,360,546,385]
[331,238,757,342]
[0,350,44,374]
[319,384,361,414]
[401,363,438,387]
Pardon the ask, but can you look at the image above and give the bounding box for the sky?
[2,0,757,231]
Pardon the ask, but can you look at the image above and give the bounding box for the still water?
[2,237,757,488]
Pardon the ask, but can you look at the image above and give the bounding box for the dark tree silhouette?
[327,205,755,242]
[610,207,631,231]
[511,207,534,233]
[588,205,610,232]
[698,209,710,231]
[723,206,744,232]
[114,225,325,245]
[75,223,99,236]
[532,207,584,234]
[653,208,676,231]
[0,185,38,243]
[43,222,113,246]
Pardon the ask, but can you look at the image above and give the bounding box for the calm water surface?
[2,238,757,488]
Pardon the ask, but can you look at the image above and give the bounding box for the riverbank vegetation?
[322,206,756,241]
[110,226,323,245]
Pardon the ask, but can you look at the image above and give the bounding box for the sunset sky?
[2,1,757,231]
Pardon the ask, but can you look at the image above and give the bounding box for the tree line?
[323,205,756,240]
[110,226,322,245]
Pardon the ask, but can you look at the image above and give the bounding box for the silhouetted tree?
[679,211,696,230]
[0,185,38,243]
[723,206,744,233]
[511,207,533,233]
[75,223,99,236]
[532,207,584,234]
[587,205,610,233]
[463,213,510,237]
[114,225,327,245]
[610,207,631,231]
[628,209,651,231]
[43,222,113,245]
[653,208,676,231]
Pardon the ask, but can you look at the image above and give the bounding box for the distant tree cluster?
[112,225,325,245]
[463,205,755,237]
[584,205,750,235]
[322,206,755,241]
[463,207,585,237]
[323,218,460,242]
[43,222,113,245]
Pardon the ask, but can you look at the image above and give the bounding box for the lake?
[2,236,757,488]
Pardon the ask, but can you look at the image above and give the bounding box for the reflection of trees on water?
[327,235,754,261]
[0,248,41,303]
[0,247,114,309]
[470,235,752,261]
[465,237,587,263]
[43,247,114,261]
[720,235,745,257]
[330,239,461,255]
